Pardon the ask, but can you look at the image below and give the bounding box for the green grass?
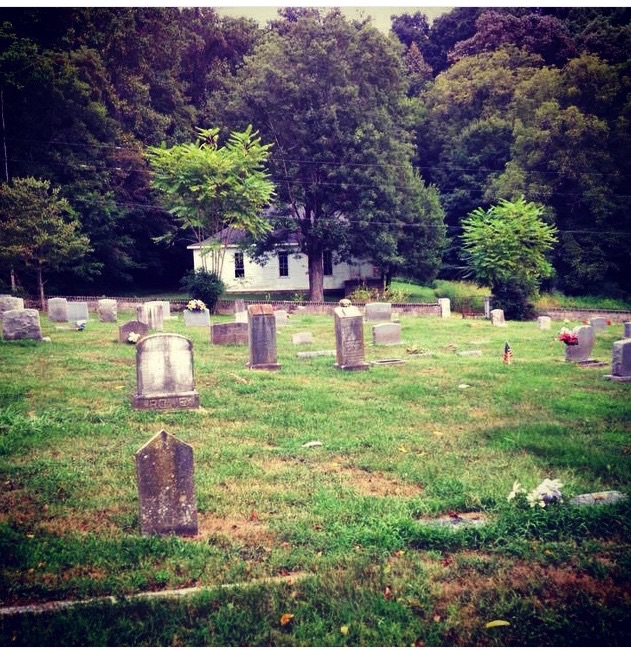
[1,310,630,645]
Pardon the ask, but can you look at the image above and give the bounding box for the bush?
[179,270,225,313]
[492,282,536,321]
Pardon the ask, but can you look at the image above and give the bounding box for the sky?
[214,5,452,31]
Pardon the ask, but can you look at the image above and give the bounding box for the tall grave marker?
[334,304,369,371]
[132,333,200,409]
[247,304,280,369]
[135,429,198,536]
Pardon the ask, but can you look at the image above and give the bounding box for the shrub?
[179,270,225,313]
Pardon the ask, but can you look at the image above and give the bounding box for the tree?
[146,125,274,277]
[0,177,93,308]
[218,8,444,300]
[461,197,557,319]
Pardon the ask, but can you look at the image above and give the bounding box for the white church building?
[187,228,379,294]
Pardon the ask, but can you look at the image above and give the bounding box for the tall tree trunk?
[307,250,324,302]
[37,265,45,311]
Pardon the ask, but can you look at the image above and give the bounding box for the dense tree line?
[1,7,629,298]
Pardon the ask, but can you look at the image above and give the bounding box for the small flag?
[503,342,512,364]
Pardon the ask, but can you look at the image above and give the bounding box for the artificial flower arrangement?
[127,331,141,344]
[558,327,578,346]
[186,299,207,312]
[508,478,563,508]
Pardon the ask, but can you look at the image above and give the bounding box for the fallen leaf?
[302,440,323,448]
[433,615,441,623]
[383,585,393,601]
[279,613,294,626]
[485,620,510,628]
[340,625,350,636]
[398,446,408,453]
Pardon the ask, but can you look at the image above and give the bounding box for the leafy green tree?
[218,8,444,300]
[461,196,557,319]
[146,125,274,277]
[0,177,93,308]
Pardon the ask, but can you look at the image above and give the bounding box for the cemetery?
[0,300,630,646]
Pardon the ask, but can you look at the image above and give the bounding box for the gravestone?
[2,309,43,341]
[137,303,164,330]
[365,302,392,322]
[483,296,491,319]
[372,322,401,346]
[334,305,369,371]
[604,338,631,382]
[624,322,631,338]
[565,325,595,363]
[234,299,248,323]
[490,309,506,327]
[47,297,69,322]
[292,332,314,345]
[67,301,89,323]
[247,304,280,369]
[119,319,150,344]
[135,429,198,537]
[438,298,451,319]
[211,322,248,345]
[589,316,608,333]
[0,296,24,319]
[183,308,210,327]
[274,309,289,327]
[97,299,117,323]
[132,333,200,409]
[146,300,172,320]
[537,316,552,330]
[297,350,336,358]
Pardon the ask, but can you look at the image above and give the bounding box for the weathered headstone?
[47,297,69,322]
[297,350,336,358]
[247,304,280,369]
[119,319,150,344]
[372,322,401,346]
[2,309,42,341]
[146,300,172,320]
[135,429,198,537]
[537,316,552,330]
[234,299,248,323]
[292,331,314,345]
[624,322,631,338]
[211,322,248,345]
[364,302,392,322]
[438,298,451,319]
[490,309,506,327]
[67,301,89,322]
[334,305,369,371]
[604,338,631,382]
[589,316,608,333]
[483,296,491,319]
[137,302,164,330]
[274,309,289,327]
[97,299,118,323]
[0,296,24,320]
[183,307,210,327]
[565,325,595,363]
[132,333,200,409]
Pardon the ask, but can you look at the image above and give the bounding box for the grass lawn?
[1,309,630,645]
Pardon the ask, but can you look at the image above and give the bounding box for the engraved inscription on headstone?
[135,429,198,537]
[274,309,289,327]
[132,333,200,409]
[247,304,280,369]
[589,316,608,333]
[183,308,210,327]
[334,305,369,371]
